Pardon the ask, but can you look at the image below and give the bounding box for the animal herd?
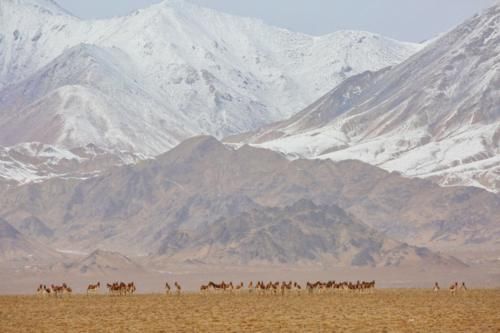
[198,280,376,296]
[433,281,468,295]
[35,280,470,296]
[36,283,72,297]
[105,282,137,296]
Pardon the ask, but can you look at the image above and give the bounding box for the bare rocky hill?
[62,249,145,275]
[0,218,61,262]
[0,136,498,264]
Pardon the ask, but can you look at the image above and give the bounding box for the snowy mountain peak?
[2,0,71,16]
[235,3,500,193]
[0,0,422,159]
[159,0,189,7]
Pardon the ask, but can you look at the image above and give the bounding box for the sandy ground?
[1,290,499,332]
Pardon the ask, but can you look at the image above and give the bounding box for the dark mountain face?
[156,199,463,267]
[0,136,498,264]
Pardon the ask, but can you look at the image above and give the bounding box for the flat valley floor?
[1,290,499,332]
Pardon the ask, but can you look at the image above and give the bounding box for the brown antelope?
[62,283,72,296]
[36,284,45,297]
[174,281,181,295]
[107,282,126,296]
[87,282,100,295]
[460,282,467,291]
[200,284,209,295]
[127,282,136,295]
[235,282,244,294]
[248,281,254,294]
[51,284,64,297]
[165,282,171,295]
[293,282,302,295]
[449,282,458,295]
[119,282,127,295]
[433,282,440,292]
[107,283,116,295]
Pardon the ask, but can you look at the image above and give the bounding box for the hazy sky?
[57,0,496,42]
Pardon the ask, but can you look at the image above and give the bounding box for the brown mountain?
[157,199,463,267]
[0,218,61,262]
[62,249,145,275]
[0,136,498,264]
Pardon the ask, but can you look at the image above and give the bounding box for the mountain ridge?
[230,3,500,193]
[0,136,498,265]
[0,0,422,156]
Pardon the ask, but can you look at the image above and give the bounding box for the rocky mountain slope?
[157,199,463,267]
[0,0,421,156]
[0,218,61,262]
[0,137,497,264]
[63,249,145,275]
[0,142,144,184]
[231,4,500,193]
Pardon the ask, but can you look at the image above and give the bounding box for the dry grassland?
[1,290,499,332]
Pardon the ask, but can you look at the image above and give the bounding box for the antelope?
[256,281,266,296]
[37,284,51,297]
[51,284,64,298]
[281,281,292,296]
[107,282,125,296]
[62,283,72,296]
[165,282,171,295]
[248,281,254,294]
[36,284,45,297]
[200,284,209,295]
[127,282,136,295]
[235,282,244,294]
[43,285,51,296]
[174,281,181,295]
[433,282,440,292]
[87,282,100,295]
[449,282,458,295]
[460,282,467,291]
[119,282,127,296]
[293,282,302,295]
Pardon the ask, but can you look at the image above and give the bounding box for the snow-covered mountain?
[0,0,422,156]
[232,4,500,193]
[0,142,143,184]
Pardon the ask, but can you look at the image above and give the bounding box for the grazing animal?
[87,282,100,295]
[293,282,302,295]
[165,282,171,295]
[433,282,440,292]
[248,281,254,294]
[235,282,244,294]
[449,282,458,295]
[174,282,181,296]
[460,282,467,291]
[107,282,127,296]
[200,284,209,295]
[36,284,44,297]
[127,282,136,295]
[51,284,64,297]
[62,283,72,296]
